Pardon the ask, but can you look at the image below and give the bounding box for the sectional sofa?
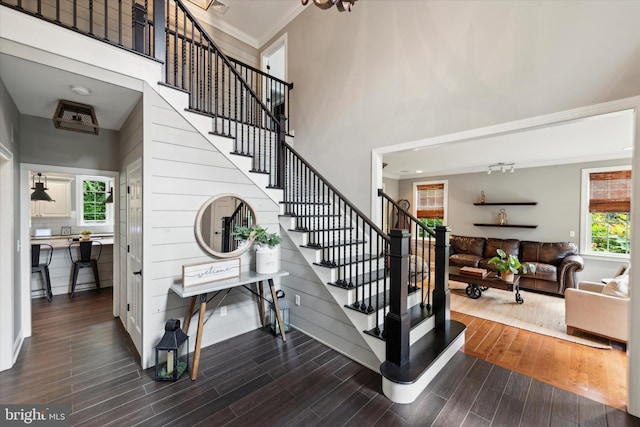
[448,235,584,295]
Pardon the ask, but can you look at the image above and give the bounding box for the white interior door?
[212,196,235,253]
[126,160,143,355]
[0,144,14,371]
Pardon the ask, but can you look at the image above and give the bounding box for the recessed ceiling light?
[623,146,633,151]
[70,85,91,96]
[416,170,423,173]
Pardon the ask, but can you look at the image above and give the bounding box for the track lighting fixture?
[487,163,515,175]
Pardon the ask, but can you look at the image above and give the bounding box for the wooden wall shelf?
[473,202,537,206]
[474,223,538,229]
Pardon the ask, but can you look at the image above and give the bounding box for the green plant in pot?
[487,248,536,281]
[252,225,282,249]
[231,225,253,243]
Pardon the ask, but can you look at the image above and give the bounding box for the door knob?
[133,270,142,275]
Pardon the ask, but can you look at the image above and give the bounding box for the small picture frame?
[61,226,72,236]
[182,258,241,287]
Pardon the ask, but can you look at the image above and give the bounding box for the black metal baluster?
[72,0,77,29]
[103,0,108,41]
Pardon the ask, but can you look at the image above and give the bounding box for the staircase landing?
[380,320,466,404]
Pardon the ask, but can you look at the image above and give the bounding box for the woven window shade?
[416,183,444,218]
[589,170,631,212]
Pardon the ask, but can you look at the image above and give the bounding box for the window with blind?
[414,181,447,230]
[582,167,631,255]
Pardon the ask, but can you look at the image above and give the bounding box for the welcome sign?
[182,259,241,287]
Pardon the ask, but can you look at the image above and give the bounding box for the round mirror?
[195,193,257,258]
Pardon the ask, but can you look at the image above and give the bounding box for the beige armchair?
[565,280,629,343]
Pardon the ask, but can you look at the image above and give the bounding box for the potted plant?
[252,225,282,274]
[487,248,536,282]
[231,225,253,248]
[79,230,93,241]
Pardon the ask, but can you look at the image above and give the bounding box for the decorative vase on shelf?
[497,209,508,225]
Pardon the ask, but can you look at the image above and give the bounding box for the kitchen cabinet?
[31,179,72,217]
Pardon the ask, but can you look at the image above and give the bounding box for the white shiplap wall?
[279,236,382,371]
[140,83,280,368]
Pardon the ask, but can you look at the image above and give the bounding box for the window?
[414,181,447,233]
[581,166,631,256]
[77,175,113,226]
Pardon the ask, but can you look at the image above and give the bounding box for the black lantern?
[269,290,290,335]
[155,319,189,381]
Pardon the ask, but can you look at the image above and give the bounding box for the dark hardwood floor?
[1,289,638,426]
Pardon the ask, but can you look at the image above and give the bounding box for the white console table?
[170,270,289,380]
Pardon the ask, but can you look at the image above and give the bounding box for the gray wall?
[0,78,22,344]
[268,0,640,213]
[20,115,121,171]
[397,158,632,281]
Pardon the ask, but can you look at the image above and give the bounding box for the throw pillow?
[602,274,629,298]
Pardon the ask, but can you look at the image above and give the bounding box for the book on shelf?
[459,266,489,278]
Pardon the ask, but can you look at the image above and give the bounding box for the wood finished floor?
[1,289,638,427]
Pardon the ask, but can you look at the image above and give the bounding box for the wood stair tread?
[313,253,380,268]
[380,320,466,384]
[364,303,432,340]
[328,269,387,289]
[345,286,420,314]
[301,239,366,249]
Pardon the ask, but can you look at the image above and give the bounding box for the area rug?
[449,280,612,349]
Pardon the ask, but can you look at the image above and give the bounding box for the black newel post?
[277,114,287,189]
[385,229,410,367]
[433,225,451,331]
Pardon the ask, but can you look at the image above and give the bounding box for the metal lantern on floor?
[269,290,290,335]
[155,319,189,381]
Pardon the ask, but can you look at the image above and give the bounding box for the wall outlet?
[569,230,576,237]
[220,306,227,317]
[295,295,300,306]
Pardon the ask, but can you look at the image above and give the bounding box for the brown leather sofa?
[449,235,584,295]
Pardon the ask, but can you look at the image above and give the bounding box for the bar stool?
[31,243,53,301]
[68,240,102,298]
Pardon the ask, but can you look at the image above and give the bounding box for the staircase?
[2,0,465,404]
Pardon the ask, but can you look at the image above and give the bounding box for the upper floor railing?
[0,0,293,136]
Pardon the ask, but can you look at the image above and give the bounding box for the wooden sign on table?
[182,258,241,287]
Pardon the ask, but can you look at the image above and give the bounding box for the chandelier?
[302,0,357,12]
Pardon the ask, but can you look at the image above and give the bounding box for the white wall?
[270,0,640,213]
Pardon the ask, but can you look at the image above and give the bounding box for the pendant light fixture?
[31,173,53,201]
